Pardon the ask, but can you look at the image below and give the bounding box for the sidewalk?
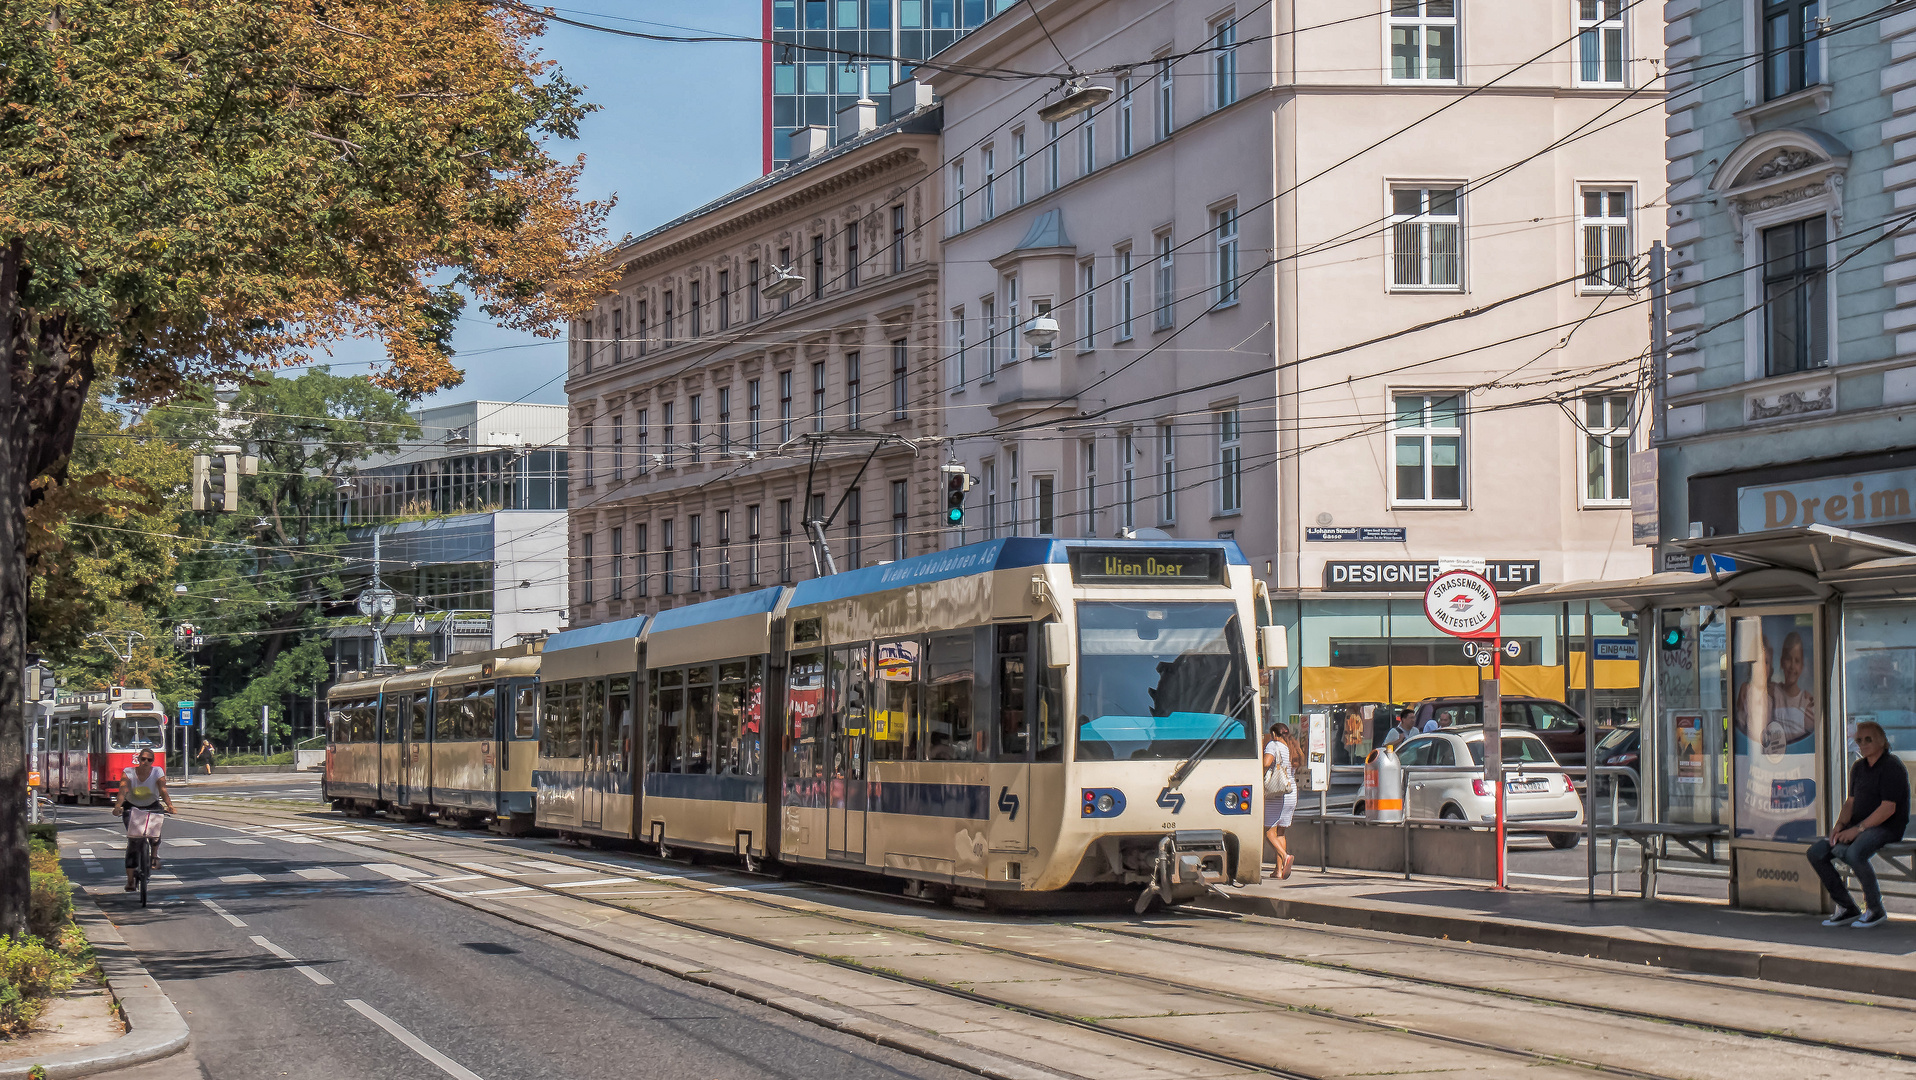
[1203,867,1916,998]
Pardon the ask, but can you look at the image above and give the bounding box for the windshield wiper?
[1164,686,1258,791]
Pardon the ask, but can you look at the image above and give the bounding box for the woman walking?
[1263,721,1301,879]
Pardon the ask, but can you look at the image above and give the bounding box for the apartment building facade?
[927,0,1664,723]
[567,91,949,624]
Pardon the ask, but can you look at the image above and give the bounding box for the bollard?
[1364,745,1405,824]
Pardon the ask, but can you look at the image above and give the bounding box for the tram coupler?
[1135,830,1233,914]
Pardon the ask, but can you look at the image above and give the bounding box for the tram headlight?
[1214,785,1255,815]
[1095,793,1115,814]
[1081,788,1126,818]
[1222,790,1241,811]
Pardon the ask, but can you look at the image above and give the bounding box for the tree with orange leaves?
[0,1,614,936]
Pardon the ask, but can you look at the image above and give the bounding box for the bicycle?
[124,806,166,908]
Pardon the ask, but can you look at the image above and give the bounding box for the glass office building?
[766,0,1016,169]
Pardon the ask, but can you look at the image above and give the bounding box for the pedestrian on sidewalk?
[1264,722,1301,880]
[1808,721,1908,929]
[195,741,217,770]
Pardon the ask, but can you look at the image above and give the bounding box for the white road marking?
[1507,872,1585,882]
[545,877,635,889]
[513,860,576,874]
[279,823,339,831]
[201,899,247,927]
[220,873,265,884]
[453,862,522,876]
[458,886,534,897]
[250,936,334,985]
[167,839,206,847]
[292,868,348,881]
[418,875,483,886]
[280,838,326,845]
[77,848,94,855]
[219,838,264,846]
[364,863,430,881]
[344,999,486,1080]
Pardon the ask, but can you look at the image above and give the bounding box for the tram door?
[827,645,870,860]
[403,694,431,804]
[581,678,606,830]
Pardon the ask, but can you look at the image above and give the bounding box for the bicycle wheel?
[136,837,151,907]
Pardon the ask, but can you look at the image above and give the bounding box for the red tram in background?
[35,688,168,804]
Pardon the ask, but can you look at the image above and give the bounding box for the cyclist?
[118,748,176,891]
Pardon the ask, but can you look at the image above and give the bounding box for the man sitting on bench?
[1808,721,1908,929]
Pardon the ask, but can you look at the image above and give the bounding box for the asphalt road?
[171,774,325,803]
[62,808,971,1080]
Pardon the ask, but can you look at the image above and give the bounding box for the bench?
[1593,822,1728,898]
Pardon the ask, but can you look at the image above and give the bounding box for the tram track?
[181,802,1906,1080]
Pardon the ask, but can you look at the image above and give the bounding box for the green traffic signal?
[947,505,964,524]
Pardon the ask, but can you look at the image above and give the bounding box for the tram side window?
[435,691,458,741]
[743,659,765,776]
[651,669,684,774]
[472,685,496,741]
[685,665,714,774]
[356,703,378,743]
[582,678,607,767]
[382,700,399,742]
[609,677,633,775]
[871,639,919,762]
[786,652,826,780]
[515,688,537,739]
[714,662,746,775]
[997,624,1030,759]
[1036,622,1065,763]
[564,681,586,759]
[924,633,977,761]
[541,684,564,757]
[409,695,428,741]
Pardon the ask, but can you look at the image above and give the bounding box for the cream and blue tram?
[324,642,543,829]
[533,537,1276,905]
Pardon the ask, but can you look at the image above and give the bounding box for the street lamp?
[1037,80,1112,124]
[759,264,805,300]
[1023,315,1061,352]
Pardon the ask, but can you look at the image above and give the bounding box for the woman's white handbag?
[1264,757,1294,798]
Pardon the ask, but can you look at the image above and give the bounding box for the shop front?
[1517,525,1916,911]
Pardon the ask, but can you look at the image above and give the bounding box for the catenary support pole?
[1484,638,1504,890]
[1585,602,1597,899]
[1650,241,1668,446]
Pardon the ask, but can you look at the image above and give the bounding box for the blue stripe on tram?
[642,772,765,803]
[780,778,990,819]
[533,770,635,796]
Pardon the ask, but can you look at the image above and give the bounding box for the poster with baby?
[1730,612,1820,840]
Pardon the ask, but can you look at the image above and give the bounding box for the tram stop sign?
[1422,569,1499,638]
[178,700,196,728]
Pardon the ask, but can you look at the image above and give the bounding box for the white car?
[1375,728,1585,849]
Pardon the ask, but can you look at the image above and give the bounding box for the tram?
[323,641,542,830]
[324,538,1283,907]
[35,688,168,804]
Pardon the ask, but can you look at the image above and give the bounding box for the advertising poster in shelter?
[1730,612,1820,840]
[1672,712,1706,784]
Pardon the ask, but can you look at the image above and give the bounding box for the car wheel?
[1352,800,1366,817]
[1439,805,1464,820]
[1549,831,1581,850]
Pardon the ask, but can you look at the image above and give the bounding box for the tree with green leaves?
[1,2,612,937]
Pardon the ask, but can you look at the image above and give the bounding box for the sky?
[324,3,766,408]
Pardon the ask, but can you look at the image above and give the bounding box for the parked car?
[1356,728,1586,849]
[1593,723,1640,796]
[1407,696,1591,766]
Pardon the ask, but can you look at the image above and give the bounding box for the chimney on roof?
[891,78,933,117]
[836,97,878,141]
[791,124,832,161]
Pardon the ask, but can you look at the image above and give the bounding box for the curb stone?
[1197,891,1915,998]
[0,893,192,1078]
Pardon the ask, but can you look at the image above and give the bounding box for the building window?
[779,369,794,442]
[689,278,702,339]
[1117,77,1134,158]
[1583,393,1631,505]
[635,523,648,597]
[779,246,792,310]
[1763,0,1823,100]
[747,379,762,450]
[663,290,675,345]
[811,234,825,300]
[1217,408,1242,513]
[1390,185,1462,290]
[891,338,909,419]
[846,351,862,429]
[718,509,732,590]
[1120,431,1137,529]
[1390,0,1457,82]
[611,526,624,600]
[1009,450,1021,534]
[953,307,968,387]
[1156,56,1175,140]
[1577,0,1625,85]
[612,307,624,363]
[637,409,649,474]
[1155,232,1176,330]
[689,514,702,592]
[981,296,997,378]
[582,424,595,486]
[812,361,827,431]
[718,270,731,330]
[1079,114,1095,176]
[689,394,703,462]
[951,161,967,233]
[1392,392,1465,505]
[1079,259,1097,350]
[1159,422,1176,523]
[982,146,996,221]
[1004,273,1020,364]
[580,531,594,604]
[747,504,762,585]
[1033,474,1056,536]
[1214,205,1240,305]
[845,487,862,568]
[662,402,674,468]
[778,498,793,583]
[583,316,595,374]
[1012,129,1028,205]
[1210,16,1238,108]
[890,479,908,560]
[846,221,860,287]
[1116,246,1135,341]
[747,261,760,321]
[1082,438,1099,535]
[1580,188,1631,291]
[983,458,998,538]
[718,387,732,454]
[612,415,624,482]
[638,299,649,356]
[891,205,907,272]
[1763,216,1829,376]
[1044,121,1059,191]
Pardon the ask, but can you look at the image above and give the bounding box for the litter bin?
[1363,745,1404,823]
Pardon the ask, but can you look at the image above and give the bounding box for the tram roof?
[788,538,1248,608]
[650,587,783,633]
[544,615,647,655]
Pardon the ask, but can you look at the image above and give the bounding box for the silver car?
[1390,728,1585,849]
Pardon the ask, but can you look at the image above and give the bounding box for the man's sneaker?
[1821,908,1860,926]
[1854,909,1890,929]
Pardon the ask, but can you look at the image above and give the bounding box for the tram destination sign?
[1323,559,1540,592]
[1070,548,1224,585]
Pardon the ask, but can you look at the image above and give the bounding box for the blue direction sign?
[178,700,196,727]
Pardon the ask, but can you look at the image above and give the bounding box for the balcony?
[989,356,1077,419]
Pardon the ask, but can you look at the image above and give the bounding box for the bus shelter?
[1512,524,1916,911]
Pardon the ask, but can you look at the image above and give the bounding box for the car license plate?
[1507,779,1548,793]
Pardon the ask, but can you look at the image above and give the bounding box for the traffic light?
[941,463,975,525]
[191,449,257,511]
[1660,612,1686,651]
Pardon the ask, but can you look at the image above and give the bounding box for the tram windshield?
[112,710,163,750]
[1074,602,1253,761]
